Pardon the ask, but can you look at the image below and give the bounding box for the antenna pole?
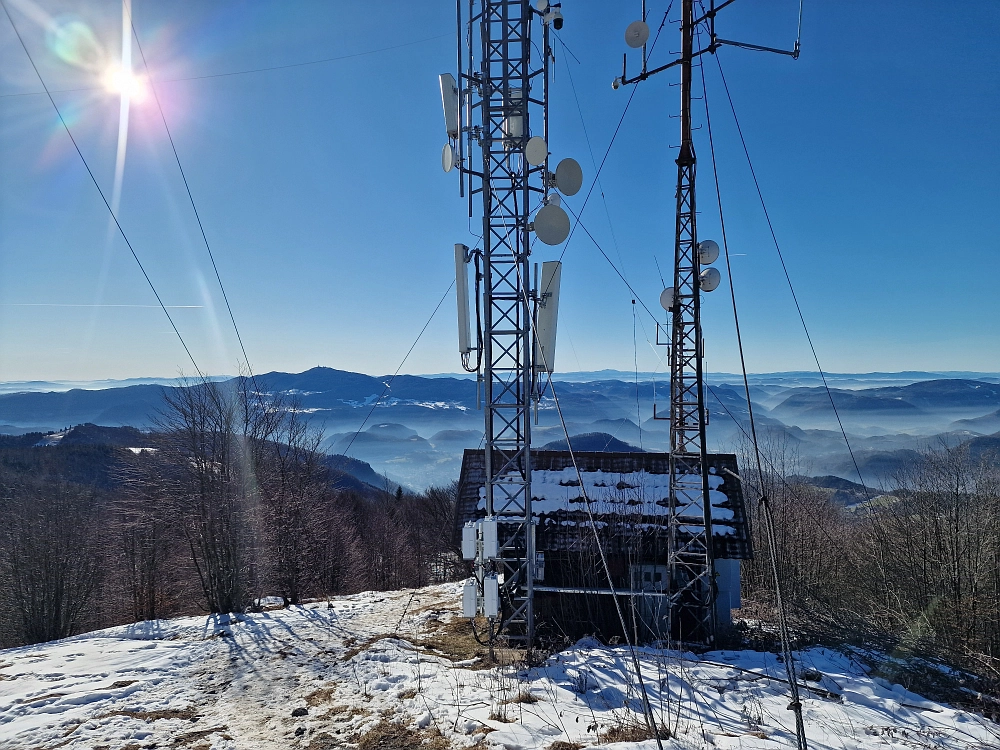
[667,0,717,644]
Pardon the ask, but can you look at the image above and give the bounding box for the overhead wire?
[698,28,808,750]
[505,217,665,750]
[127,7,260,393]
[338,281,455,460]
[552,3,674,268]
[1,0,204,378]
[562,203,660,323]
[556,34,628,275]
[632,300,644,450]
[0,32,451,98]
[477,169,664,744]
[711,53,872,500]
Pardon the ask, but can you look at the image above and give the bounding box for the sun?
[102,66,148,102]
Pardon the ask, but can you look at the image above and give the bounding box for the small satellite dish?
[525,136,548,166]
[536,0,549,10]
[698,239,720,265]
[700,267,721,292]
[533,204,570,246]
[625,20,650,49]
[659,286,676,311]
[554,158,583,196]
[545,192,561,207]
[442,143,456,173]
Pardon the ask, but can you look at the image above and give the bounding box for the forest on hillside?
[0,379,462,648]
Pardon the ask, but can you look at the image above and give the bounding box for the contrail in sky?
[2,304,202,308]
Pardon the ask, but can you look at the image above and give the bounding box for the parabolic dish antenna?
[442,143,456,173]
[534,204,570,246]
[698,239,720,265]
[700,267,721,292]
[525,136,548,166]
[659,286,675,311]
[625,20,650,49]
[554,158,583,196]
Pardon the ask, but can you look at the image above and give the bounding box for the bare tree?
[0,479,103,644]
[115,449,190,622]
[155,378,259,613]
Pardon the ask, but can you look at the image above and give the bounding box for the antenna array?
[441,0,576,648]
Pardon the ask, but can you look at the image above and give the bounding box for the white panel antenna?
[462,579,478,617]
[455,244,472,354]
[461,521,477,560]
[504,88,524,147]
[534,261,561,373]
[483,575,500,618]
[439,73,460,139]
[481,517,499,559]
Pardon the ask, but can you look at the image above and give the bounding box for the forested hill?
[0,423,385,495]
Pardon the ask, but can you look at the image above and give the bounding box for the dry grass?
[413,617,489,665]
[97,708,200,722]
[306,733,340,750]
[356,720,451,750]
[171,727,230,746]
[503,690,539,705]
[341,636,385,662]
[305,686,334,706]
[320,704,370,722]
[599,723,670,744]
[23,692,67,703]
[410,599,457,616]
[547,743,584,750]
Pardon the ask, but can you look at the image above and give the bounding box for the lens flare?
[102,66,148,102]
[46,16,105,71]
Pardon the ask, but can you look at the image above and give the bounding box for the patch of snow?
[1,583,996,749]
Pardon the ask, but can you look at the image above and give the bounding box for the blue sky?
[0,0,998,382]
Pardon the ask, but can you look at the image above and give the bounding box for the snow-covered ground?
[1,583,997,749]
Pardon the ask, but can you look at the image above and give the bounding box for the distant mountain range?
[3,367,1000,489]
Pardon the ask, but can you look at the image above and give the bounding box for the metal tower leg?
[667,0,716,645]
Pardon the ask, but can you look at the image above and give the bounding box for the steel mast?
[445,1,572,648]
[479,0,538,647]
[614,0,804,646]
[615,0,717,644]
[665,0,716,644]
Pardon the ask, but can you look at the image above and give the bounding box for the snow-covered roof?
[457,450,752,559]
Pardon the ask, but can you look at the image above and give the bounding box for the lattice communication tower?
[441,0,577,648]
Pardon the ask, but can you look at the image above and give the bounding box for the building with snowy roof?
[455,449,752,644]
